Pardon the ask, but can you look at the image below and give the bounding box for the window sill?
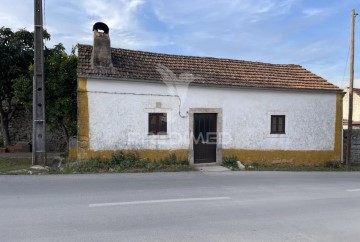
[267,133,288,138]
[145,134,171,140]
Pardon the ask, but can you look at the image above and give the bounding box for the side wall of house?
[76,78,342,165]
[343,88,360,122]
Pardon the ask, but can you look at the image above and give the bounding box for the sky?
[1,0,360,88]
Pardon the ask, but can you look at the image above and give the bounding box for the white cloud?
[0,0,358,88]
[354,79,360,89]
[75,0,172,49]
[151,0,296,26]
[80,0,144,31]
[302,8,326,17]
[0,2,33,30]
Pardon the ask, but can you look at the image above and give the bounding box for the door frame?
[188,108,222,165]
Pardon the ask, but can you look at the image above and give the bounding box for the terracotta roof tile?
[343,119,360,126]
[353,88,360,96]
[77,44,342,92]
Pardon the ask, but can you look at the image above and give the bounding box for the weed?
[63,152,195,173]
[246,161,360,171]
[65,158,109,173]
[222,156,240,170]
[325,160,343,169]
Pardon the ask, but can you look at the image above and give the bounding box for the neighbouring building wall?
[343,88,360,122]
[77,78,342,165]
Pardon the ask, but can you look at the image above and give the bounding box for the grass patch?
[63,152,196,174]
[4,153,360,174]
[0,152,195,174]
[246,162,360,172]
[0,157,32,173]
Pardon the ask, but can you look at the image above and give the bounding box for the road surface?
[1,171,360,241]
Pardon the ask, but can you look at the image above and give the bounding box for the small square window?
[271,115,285,134]
[148,113,167,135]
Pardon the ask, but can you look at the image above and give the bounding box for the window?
[148,113,167,135]
[271,115,285,134]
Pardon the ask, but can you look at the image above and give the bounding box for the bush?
[66,158,109,173]
[325,160,343,169]
[223,156,240,170]
[64,152,195,173]
[150,154,191,171]
[110,151,149,170]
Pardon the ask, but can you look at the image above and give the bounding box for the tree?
[0,28,34,146]
[15,43,77,152]
[44,44,77,149]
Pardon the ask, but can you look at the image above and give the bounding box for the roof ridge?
[78,44,302,68]
[77,44,342,92]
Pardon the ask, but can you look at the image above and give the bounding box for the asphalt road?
[1,171,360,242]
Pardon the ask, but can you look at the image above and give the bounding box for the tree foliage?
[0,27,49,146]
[15,44,78,149]
[1,26,76,151]
[45,44,78,143]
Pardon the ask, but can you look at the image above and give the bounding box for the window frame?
[270,115,286,134]
[148,113,167,135]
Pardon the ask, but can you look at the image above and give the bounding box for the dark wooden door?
[194,113,217,163]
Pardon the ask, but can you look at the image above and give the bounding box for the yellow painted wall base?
[68,147,77,159]
[77,149,188,161]
[223,149,341,165]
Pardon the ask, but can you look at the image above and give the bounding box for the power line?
[341,45,350,88]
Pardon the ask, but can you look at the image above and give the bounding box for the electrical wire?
[83,90,189,118]
[341,45,350,88]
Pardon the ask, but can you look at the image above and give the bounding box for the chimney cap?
[93,22,109,34]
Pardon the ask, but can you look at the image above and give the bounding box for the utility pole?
[33,0,46,165]
[346,9,357,166]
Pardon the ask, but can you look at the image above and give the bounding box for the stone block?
[237,160,246,170]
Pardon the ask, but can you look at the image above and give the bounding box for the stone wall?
[343,129,360,163]
[3,109,66,152]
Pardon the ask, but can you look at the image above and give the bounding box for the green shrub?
[150,154,191,171]
[325,160,343,169]
[110,151,149,170]
[64,152,195,173]
[66,158,109,173]
[223,156,240,170]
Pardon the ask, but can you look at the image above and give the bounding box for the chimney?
[91,22,113,68]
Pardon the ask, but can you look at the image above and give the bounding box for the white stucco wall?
[86,78,337,151]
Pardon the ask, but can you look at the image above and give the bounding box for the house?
[342,87,360,129]
[74,23,343,165]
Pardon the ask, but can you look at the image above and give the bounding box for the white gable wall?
[86,79,337,152]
